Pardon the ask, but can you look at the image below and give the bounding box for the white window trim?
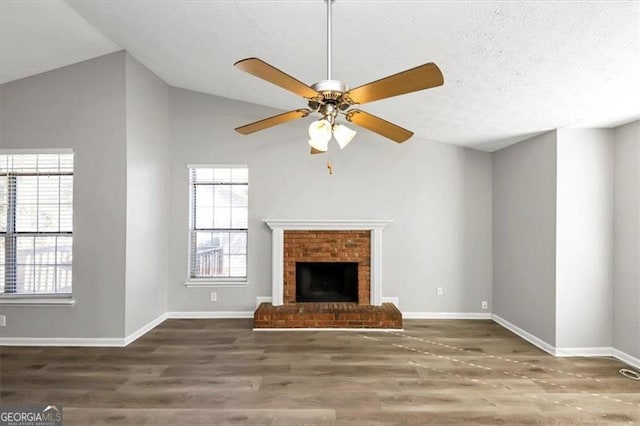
[183,278,249,288]
[0,148,73,155]
[1,149,75,299]
[185,164,249,288]
[186,163,248,169]
[0,293,75,307]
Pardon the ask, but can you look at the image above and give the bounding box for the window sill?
[184,280,248,288]
[0,296,75,307]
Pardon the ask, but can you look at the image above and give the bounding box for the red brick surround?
[283,230,371,305]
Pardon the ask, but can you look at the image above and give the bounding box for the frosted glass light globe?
[333,124,357,149]
[308,119,332,151]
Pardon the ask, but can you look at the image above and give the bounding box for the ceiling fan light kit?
[308,119,332,151]
[234,0,444,168]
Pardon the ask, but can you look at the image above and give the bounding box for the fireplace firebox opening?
[295,262,358,303]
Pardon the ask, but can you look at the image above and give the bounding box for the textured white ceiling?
[3,1,639,151]
[0,0,120,84]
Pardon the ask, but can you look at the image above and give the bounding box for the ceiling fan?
[233,0,444,155]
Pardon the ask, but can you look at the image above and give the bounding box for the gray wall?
[555,129,613,348]
[1,50,633,355]
[492,131,558,345]
[613,120,640,358]
[0,52,128,338]
[124,54,170,335]
[168,88,493,313]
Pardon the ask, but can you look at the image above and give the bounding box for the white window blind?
[189,166,248,280]
[0,152,73,294]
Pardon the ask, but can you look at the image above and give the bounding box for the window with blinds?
[0,152,73,295]
[188,166,248,280]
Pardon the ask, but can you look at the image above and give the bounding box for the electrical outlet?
[210,292,217,302]
[482,301,488,310]
[0,315,6,327]
[436,287,444,296]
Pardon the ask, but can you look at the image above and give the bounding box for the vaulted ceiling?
[0,1,119,83]
[2,0,638,151]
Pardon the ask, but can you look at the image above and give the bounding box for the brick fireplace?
[284,230,371,305]
[254,220,402,329]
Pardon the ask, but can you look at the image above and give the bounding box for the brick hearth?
[253,302,402,329]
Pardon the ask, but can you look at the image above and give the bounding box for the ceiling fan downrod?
[326,0,333,81]
[309,0,348,116]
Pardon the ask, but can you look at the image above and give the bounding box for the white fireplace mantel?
[263,219,393,306]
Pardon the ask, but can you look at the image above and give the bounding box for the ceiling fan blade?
[310,147,325,155]
[345,63,443,105]
[345,109,414,143]
[235,109,311,135]
[235,57,320,100]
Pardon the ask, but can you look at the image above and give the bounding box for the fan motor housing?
[309,80,349,111]
[312,79,347,95]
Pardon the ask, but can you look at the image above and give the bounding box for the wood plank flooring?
[1,319,638,425]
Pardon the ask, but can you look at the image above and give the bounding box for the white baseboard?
[382,297,399,307]
[611,347,640,370]
[0,336,126,347]
[0,311,252,347]
[551,346,639,370]
[166,311,254,319]
[491,313,556,355]
[0,312,170,347]
[554,346,614,358]
[124,312,168,346]
[256,297,272,308]
[403,312,492,320]
[492,313,640,370]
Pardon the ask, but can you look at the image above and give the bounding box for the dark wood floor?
[1,319,638,425]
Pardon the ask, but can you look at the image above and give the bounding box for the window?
[1,152,73,295]
[188,166,248,283]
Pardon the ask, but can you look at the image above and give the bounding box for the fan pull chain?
[326,143,335,175]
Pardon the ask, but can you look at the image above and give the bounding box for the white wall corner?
[124,312,169,346]
[491,314,556,355]
[493,313,640,370]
